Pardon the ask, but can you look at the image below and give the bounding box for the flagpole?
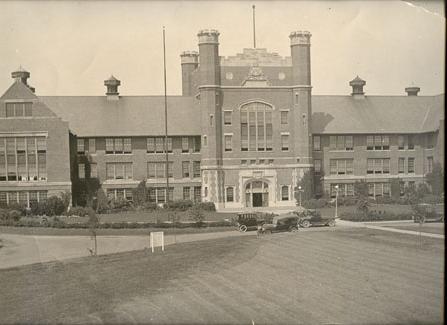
[252,5,256,48]
[163,26,169,203]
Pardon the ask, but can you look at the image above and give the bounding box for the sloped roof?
[40,96,199,137]
[311,94,444,134]
[0,81,37,100]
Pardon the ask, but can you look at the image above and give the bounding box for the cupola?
[104,75,120,100]
[405,86,420,96]
[11,66,35,93]
[349,76,366,99]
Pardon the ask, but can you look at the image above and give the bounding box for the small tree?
[88,209,100,256]
[188,205,205,227]
[60,191,71,215]
[390,179,401,201]
[426,163,444,197]
[95,188,109,213]
[354,180,368,199]
[295,169,314,202]
[133,180,148,207]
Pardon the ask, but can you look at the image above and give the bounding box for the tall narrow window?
[427,156,433,173]
[0,139,6,181]
[183,187,191,200]
[224,111,232,125]
[114,138,123,154]
[314,159,321,175]
[78,163,85,179]
[106,139,114,154]
[398,158,405,174]
[147,138,155,153]
[329,136,337,150]
[194,186,201,202]
[313,136,321,151]
[345,136,353,151]
[77,139,85,154]
[280,111,288,125]
[182,161,190,178]
[226,187,234,202]
[281,134,289,151]
[155,138,164,153]
[408,135,415,150]
[123,138,132,153]
[408,158,415,173]
[90,163,98,178]
[225,135,232,152]
[281,186,289,201]
[181,137,189,153]
[193,161,201,178]
[366,136,374,150]
[88,138,96,153]
[398,135,405,150]
[336,136,345,150]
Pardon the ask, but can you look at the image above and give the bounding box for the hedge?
[340,211,412,222]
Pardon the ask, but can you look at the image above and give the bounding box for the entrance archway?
[245,180,269,207]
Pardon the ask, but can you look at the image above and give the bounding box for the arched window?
[240,102,273,151]
[281,185,289,201]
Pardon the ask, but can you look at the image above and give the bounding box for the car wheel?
[239,225,248,232]
[301,220,311,228]
[290,226,299,232]
[328,220,336,227]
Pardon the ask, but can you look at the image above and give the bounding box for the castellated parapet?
[198,29,220,45]
[289,31,312,46]
[180,51,199,65]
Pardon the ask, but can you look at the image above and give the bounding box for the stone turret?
[180,51,199,96]
[289,31,311,86]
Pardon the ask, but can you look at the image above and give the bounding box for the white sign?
[150,231,164,253]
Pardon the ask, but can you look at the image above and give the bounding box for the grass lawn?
[383,222,445,235]
[0,227,443,324]
[320,203,414,218]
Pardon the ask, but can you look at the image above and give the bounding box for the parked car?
[412,203,444,223]
[260,213,300,234]
[236,212,273,232]
[295,209,336,228]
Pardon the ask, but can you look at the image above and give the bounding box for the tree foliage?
[426,163,444,196]
[132,180,148,206]
[295,169,314,202]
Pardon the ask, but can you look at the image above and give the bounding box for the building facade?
[0,30,444,210]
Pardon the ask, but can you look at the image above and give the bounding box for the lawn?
[319,203,414,218]
[0,227,443,324]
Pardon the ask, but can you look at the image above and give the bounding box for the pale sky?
[0,1,444,96]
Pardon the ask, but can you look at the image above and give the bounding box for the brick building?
[1,30,444,210]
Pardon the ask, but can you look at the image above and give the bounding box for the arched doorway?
[245,180,269,207]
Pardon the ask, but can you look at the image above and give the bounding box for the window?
[182,161,190,178]
[106,138,114,154]
[193,161,201,178]
[88,138,96,153]
[226,187,234,202]
[114,138,123,154]
[123,138,132,153]
[240,102,273,151]
[313,136,321,151]
[147,138,155,153]
[90,163,98,178]
[0,190,47,207]
[209,114,214,126]
[427,157,433,173]
[281,186,289,201]
[367,183,391,198]
[330,136,336,150]
[194,186,201,202]
[224,111,232,125]
[181,137,189,153]
[398,135,405,150]
[5,102,32,117]
[408,135,415,150]
[193,137,201,152]
[78,163,85,179]
[408,158,415,173]
[366,136,374,150]
[280,111,288,125]
[281,134,289,151]
[147,162,173,179]
[427,133,434,149]
[203,135,207,147]
[314,159,321,175]
[106,163,133,180]
[224,135,232,152]
[183,187,190,200]
[155,137,164,153]
[77,139,85,154]
[0,136,46,182]
[329,159,354,175]
[367,159,390,174]
[398,158,405,174]
[345,136,353,151]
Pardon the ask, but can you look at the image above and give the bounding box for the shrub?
[164,200,194,211]
[374,196,397,205]
[142,202,158,210]
[302,198,327,209]
[195,202,216,211]
[6,203,27,216]
[133,180,148,206]
[420,194,443,204]
[189,205,205,227]
[337,196,357,206]
[43,196,66,216]
[8,210,22,222]
[67,206,95,217]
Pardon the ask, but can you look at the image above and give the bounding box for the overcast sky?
[0,1,444,96]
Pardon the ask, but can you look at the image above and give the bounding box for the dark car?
[412,203,444,223]
[295,209,336,228]
[260,213,300,234]
[236,212,272,232]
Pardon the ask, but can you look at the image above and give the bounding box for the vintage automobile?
[295,209,336,228]
[236,212,272,232]
[412,203,444,223]
[260,213,300,234]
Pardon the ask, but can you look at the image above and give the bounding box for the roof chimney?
[104,75,120,100]
[11,66,35,93]
[405,86,420,96]
[349,76,366,99]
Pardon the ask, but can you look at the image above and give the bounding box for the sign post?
[150,231,165,253]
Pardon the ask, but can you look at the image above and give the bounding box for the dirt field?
[0,228,443,324]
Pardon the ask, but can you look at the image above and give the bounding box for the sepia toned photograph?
[0,1,444,324]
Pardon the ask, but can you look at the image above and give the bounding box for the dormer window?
[6,102,32,117]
